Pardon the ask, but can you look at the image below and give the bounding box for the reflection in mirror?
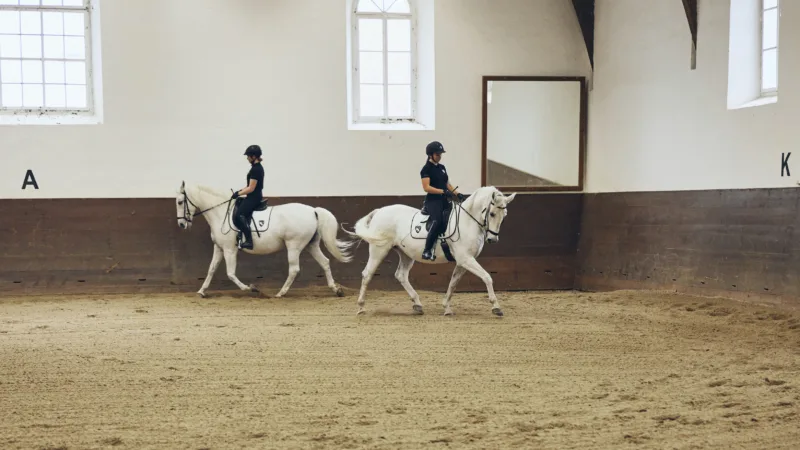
[484,78,584,190]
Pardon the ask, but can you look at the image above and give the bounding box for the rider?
[231,144,265,250]
[420,141,465,261]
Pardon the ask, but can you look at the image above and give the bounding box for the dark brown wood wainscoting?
[575,188,800,307]
[0,194,582,296]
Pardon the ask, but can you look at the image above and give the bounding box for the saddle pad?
[230,207,273,233]
[409,212,431,239]
[409,209,454,240]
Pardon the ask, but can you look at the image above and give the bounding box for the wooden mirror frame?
[480,75,588,192]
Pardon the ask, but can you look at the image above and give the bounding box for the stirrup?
[237,231,253,249]
[238,236,253,250]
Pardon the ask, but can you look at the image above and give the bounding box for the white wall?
[587,0,800,193]
[1,0,590,199]
[487,80,581,186]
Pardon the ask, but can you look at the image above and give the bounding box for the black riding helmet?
[244,144,262,157]
[425,141,445,156]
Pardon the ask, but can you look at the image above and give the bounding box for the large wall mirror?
[481,76,587,192]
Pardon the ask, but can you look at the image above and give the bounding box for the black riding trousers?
[235,196,261,230]
[424,198,448,236]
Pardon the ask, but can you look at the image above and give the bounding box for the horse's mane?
[184,182,230,201]
[469,186,500,205]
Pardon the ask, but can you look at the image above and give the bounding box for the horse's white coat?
[176,181,354,298]
[343,186,517,316]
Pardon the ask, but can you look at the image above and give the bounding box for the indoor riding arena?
[2,1,799,449]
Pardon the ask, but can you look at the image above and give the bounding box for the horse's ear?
[180,180,185,193]
[505,192,517,204]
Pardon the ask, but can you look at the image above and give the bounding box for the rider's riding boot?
[422,220,438,261]
[238,214,254,250]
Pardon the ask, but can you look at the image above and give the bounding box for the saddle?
[417,200,452,233]
[231,197,273,238]
[232,197,269,216]
[411,200,456,262]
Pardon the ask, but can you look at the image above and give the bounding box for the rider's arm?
[421,177,446,195]
[447,183,459,195]
[236,179,258,196]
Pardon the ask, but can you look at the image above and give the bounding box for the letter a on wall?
[22,169,39,189]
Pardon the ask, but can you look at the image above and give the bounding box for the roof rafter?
[681,0,698,69]
[571,0,595,70]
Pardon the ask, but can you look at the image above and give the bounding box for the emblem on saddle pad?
[415,225,422,233]
[258,220,265,227]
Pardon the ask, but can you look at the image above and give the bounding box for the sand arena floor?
[1,288,799,449]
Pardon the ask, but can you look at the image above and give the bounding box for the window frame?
[0,0,96,119]
[351,0,417,124]
[759,0,778,96]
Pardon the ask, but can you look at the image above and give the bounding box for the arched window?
[352,0,415,123]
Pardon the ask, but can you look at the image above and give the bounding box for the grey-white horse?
[176,181,354,298]
[343,186,516,316]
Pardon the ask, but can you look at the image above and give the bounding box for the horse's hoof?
[412,304,424,315]
[492,308,504,317]
[443,310,454,316]
[335,286,345,297]
[356,308,366,316]
[197,291,207,298]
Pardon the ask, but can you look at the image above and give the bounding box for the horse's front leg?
[460,257,503,316]
[198,244,224,298]
[223,246,259,293]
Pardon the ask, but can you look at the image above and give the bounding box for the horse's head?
[176,180,197,230]
[480,188,516,243]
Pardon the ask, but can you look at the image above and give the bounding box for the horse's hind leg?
[442,264,467,316]
[394,249,423,314]
[356,244,391,315]
[308,237,343,297]
[198,244,224,298]
[275,243,302,298]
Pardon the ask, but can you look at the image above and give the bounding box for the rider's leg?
[440,201,452,235]
[237,198,258,250]
[422,199,444,261]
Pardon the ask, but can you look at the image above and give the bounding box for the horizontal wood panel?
[576,188,800,306]
[0,194,581,296]
[8,187,800,307]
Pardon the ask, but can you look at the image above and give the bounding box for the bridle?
[455,191,505,238]
[177,190,231,225]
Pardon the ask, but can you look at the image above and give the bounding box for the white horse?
[175,181,354,298]
[342,186,516,316]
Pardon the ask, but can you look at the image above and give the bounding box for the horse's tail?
[341,208,393,247]
[314,207,355,263]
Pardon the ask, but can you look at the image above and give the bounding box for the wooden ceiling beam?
[571,0,595,69]
[681,0,698,69]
